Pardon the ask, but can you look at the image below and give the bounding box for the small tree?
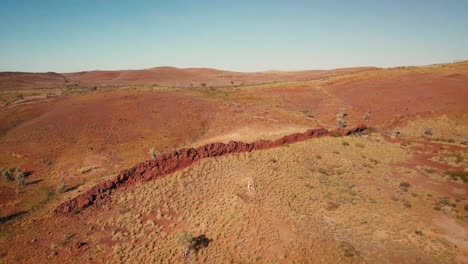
[336,108,347,128]
[393,129,401,137]
[201,83,207,87]
[149,148,157,159]
[56,175,66,194]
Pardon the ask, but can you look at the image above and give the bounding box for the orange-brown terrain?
[0,62,467,263]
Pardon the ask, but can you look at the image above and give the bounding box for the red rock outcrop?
[54,125,367,215]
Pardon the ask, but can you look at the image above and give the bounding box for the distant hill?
[0,72,67,90]
[0,66,378,90]
[62,66,377,87]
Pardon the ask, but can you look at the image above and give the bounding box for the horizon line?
[1,59,467,74]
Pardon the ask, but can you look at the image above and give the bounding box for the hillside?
[0,61,467,263]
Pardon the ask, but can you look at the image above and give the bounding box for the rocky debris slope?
[54,125,367,215]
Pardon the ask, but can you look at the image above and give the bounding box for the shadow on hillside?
[65,183,83,192]
[0,211,27,224]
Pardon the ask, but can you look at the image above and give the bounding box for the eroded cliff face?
[54,125,367,215]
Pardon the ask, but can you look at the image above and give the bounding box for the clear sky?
[1,0,467,72]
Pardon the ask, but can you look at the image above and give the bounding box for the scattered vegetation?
[444,170,468,182]
[440,197,455,207]
[1,167,28,193]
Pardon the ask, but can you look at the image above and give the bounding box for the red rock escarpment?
[54,124,367,215]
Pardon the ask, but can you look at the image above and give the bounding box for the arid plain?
[0,61,467,263]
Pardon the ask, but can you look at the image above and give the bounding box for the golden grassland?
[77,133,467,263]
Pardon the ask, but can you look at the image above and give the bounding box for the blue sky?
[1,0,467,72]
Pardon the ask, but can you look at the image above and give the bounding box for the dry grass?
[76,133,465,263]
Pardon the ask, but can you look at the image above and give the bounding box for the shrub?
[2,167,16,182]
[444,170,468,182]
[424,128,433,136]
[176,231,211,259]
[362,112,370,122]
[424,168,435,174]
[399,182,411,192]
[336,108,347,128]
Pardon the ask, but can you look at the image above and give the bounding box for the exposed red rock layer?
[54,124,367,215]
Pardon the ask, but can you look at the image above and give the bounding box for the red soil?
[54,124,367,215]
[327,72,468,127]
[0,186,15,206]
